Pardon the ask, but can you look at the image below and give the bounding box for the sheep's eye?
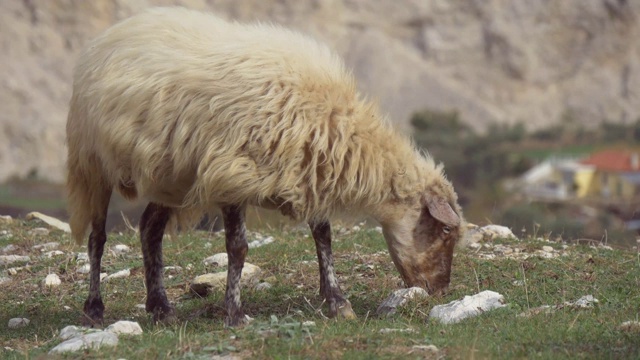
[443,226,451,234]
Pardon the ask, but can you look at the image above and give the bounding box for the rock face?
[2,0,640,182]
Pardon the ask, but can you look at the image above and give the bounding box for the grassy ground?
[1,218,639,359]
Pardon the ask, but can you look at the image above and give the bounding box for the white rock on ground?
[190,263,262,296]
[44,273,62,287]
[44,250,65,258]
[429,290,506,324]
[1,244,18,254]
[463,224,518,245]
[77,264,91,274]
[59,325,90,340]
[102,269,130,282]
[28,227,50,236]
[377,287,429,316]
[248,236,275,249]
[76,252,89,263]
[105,320,143,335]
[26,212,71,233]
[0,215,12,224]
[0,276,10,285]
[32,242,60,251]
[255,282,272,291]
[203,253,228,267]
[8,318,30,329]
[112,244,131,254]
[49,331,118,354]
[0,255,30,266]
[619,321,640,332]
[564,295,598,308]
[164,266,183,274]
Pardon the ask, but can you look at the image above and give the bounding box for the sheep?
[66,7,464,327]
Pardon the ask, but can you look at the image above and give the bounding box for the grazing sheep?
[66,7,464,327]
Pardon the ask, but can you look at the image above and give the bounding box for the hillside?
[2,0,639,182]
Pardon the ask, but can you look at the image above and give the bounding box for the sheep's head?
[377,193,462,295]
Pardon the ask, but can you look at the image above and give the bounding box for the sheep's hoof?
[331,300,357,320]
[225,314,252,328]
[151,306,177,324]
[82,298,105,327]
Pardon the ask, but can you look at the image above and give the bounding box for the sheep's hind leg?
[221,204,249,327]
[140,202,176,323]
[83,216,109,327]
[310,221,356,319]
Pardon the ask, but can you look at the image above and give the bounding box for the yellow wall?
[573,169,595,198]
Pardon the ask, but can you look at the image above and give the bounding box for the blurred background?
[1,0,639,246]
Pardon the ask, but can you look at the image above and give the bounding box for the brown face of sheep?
[381,195,461,296]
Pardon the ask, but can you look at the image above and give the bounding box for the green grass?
[1,219,639,359]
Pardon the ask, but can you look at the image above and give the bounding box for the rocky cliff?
[1,0,639,182]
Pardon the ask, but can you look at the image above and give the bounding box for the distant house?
[580,149,640,201]
[518,158,594,201]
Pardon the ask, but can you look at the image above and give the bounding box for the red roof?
[581,149,640,172]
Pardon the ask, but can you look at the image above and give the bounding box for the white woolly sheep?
[66,7,464,327]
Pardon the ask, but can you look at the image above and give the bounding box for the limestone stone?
[429,290,506,324]
[190,263,262,296]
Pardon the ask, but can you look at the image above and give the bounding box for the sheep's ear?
[425,196,460,226]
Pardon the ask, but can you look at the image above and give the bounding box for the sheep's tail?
[66,152,112,245]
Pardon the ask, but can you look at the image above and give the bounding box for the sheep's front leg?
[83,218,108,327]
[140,203,176,323]
[310,221,356,319]
[222,204,249,327]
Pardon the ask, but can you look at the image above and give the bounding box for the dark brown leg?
[140,202,175,323]
[83,218,108,326]
[221,204,249,327]
[83,189,112,327]
[309,221,356,319]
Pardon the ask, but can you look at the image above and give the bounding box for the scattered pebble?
[1,244,18,254]
[429,290,506,324]
[619,321,640,333]
[374,226,383,233]
[105,320,143,335]
[0,215,13,224]
[564,295,598,309]
[542,246,554,253]
[0,276,10,285]
[76,253,89,263]
[49,331,118,354]
[112,244,131,254]
[164,266,183,274]
[28,227,50,236]
[248,236,275,249]
[255,282,272,291]
[190,263,262,296]
[517,305,554,318]
[352,225,361,232]
[411,345,439,353]
[0,255,30,266]
[203,253,228,267]
[377,287,429,316]
[77,264,91,274]
[44,250,65,258]
[32,242,60,251]
[8,318,30,329]
[135,304,146,310]
[102,269,130,282]
[44,273,62,287]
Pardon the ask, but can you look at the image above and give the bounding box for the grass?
[1,218,640,359]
